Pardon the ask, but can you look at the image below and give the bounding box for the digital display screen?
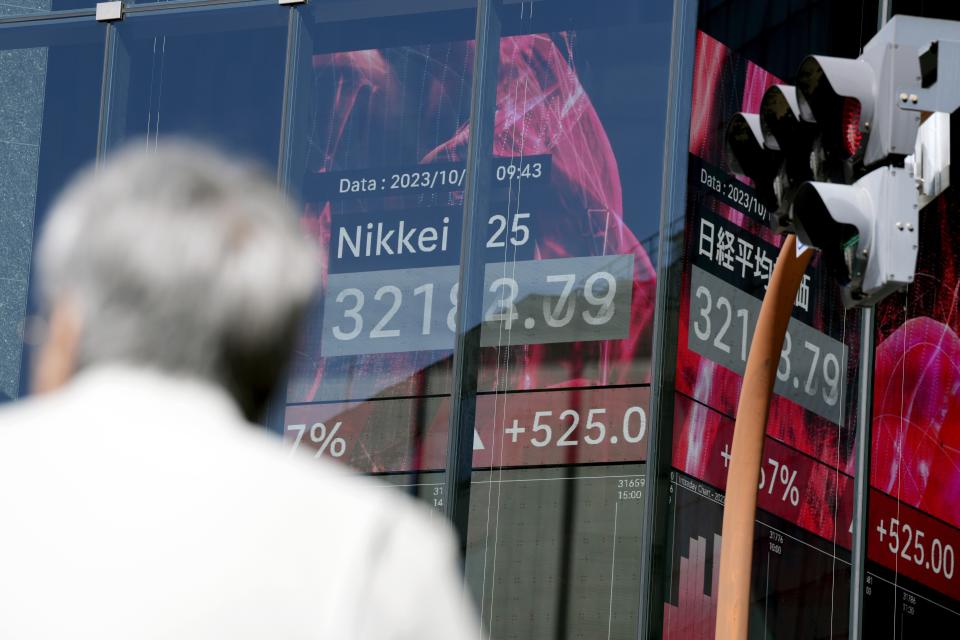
[663,31,862,638]
[863,193,960,632]
[285,385,649,473]
[689,264,846,424]
[320,254,633,357]
[284,16,660,475]
[279,2,672,637]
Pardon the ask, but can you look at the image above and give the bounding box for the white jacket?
[0,366,482,640]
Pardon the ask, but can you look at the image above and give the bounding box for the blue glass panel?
[278,1,477,481]
[103,4,288,169]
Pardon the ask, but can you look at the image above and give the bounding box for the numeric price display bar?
[870,489,960,602]
[285,385,650,473]
[674,392,856,547]
[321,254,634,356]
[688,265,848,424]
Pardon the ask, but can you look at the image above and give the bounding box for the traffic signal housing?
[795,56,876,168]
[790,166,918,307]
[724,15,960,308]
[725,113,780,211]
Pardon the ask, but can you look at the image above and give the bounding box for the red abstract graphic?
[425,34,656,392]
[296,33,655,404]
[873,199,960,530]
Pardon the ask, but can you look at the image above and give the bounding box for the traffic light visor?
[726,113,766,176]
[796,55,875,159]
[759,84,807,151]
[790,181,869,288]
[790,167,917,308]
[726,113,780,210]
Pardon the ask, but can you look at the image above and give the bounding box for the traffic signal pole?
[848,306,875,640]
[715,234,812,640]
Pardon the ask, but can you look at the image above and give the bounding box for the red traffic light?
[841,97,864,157]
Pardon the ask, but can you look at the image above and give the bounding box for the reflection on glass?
[281,4,477,489]
[463,1,672,637]
[664,20,870,639]
[864,3,960,637]
[864,189,960,635]
[468,465,645,638]
[0,21,103,400]
[104,6,288,168]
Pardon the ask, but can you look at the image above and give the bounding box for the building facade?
[1,0,958,637]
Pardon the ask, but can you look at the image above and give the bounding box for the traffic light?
[724,15,960,308]
[789,166,917,307]
[759,84,818,230]
[725,113,779,211]
[794,56,876,171]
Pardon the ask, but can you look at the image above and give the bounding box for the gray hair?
[37,141,319,420]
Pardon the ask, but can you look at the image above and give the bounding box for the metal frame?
[847,8,889,639]
[0,0,254,25]
[120,0,273,15]
[94,1,122,22]
[0,13,106,44]
[95,19,125,160]
[262,2,312,435]
[636,0,699,637]
[442,0,502,555]
[0,10,94,25]
[844,9,891,639]
[848,306,875,640]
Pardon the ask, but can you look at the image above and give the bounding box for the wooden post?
[715,234,812,640]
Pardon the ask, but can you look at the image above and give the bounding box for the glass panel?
[280,1,477,502]
[463,1,672,637]
[662,2,878,638]
[0,18,104,401]
[866,203,960,634]
[866,7,960,637]
[102,4,288,169]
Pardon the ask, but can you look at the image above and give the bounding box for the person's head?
[34,140,319,421]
